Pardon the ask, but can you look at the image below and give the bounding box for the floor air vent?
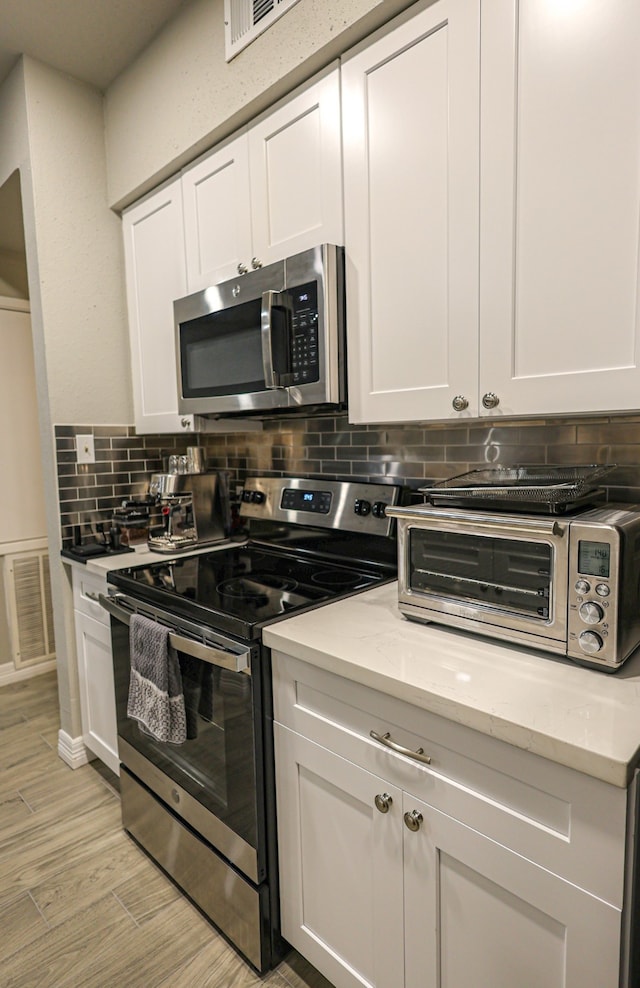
[225,0,301,60]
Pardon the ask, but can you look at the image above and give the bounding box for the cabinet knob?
[452,395,469,412]
[403,810,423,833]
[251,257,263,270]
[374,793,393,814]
[181,417,192,429]
[482,392,500,410]
[237,262,249,275]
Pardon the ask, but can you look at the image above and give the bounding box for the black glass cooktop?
[107,540,394,641]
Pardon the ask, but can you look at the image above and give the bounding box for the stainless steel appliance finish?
[120,770,264,970]
[102,475,403,972]
[148,471,229,552]
[388,501,640,670]
[174,244,345,416]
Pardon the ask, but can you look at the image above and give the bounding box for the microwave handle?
[261,290,295,388]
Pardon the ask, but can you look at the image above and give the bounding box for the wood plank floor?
[0,671,335,988]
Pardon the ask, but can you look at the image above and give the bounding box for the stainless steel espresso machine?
[148,468,231,553]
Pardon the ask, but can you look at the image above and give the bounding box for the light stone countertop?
[263,581,640,788]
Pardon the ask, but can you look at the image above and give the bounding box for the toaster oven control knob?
[354,498,371,516]
[579,601,604,624]
[372,501,387,519]
[579,630,604,655]
[575,579,591,595]
[251,491,265,504]
[595,583,610,597]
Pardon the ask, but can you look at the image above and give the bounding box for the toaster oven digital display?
[578,540,610,578]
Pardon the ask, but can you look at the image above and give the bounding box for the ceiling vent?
[224,0,302,61]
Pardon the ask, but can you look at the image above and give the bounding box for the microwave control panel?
[290,281,320,385]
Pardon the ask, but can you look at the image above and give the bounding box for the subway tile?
[577,422,640,445]
[94,425,129,438]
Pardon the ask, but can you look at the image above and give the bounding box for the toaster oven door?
[397,512,570,652]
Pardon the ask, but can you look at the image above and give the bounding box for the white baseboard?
[0,659,56,688]
[58,729,95,770]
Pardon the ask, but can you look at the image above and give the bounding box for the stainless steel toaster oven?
[386,502,640,671]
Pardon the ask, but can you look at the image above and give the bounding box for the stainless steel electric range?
[99,476,404,973]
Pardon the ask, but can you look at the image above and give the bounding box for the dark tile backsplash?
[55,413,640,547]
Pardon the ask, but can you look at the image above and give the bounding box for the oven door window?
[115,642,258,849]
[179,299,267,398]
[409,529,552,619]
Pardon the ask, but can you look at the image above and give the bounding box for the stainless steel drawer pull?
[404,810,423,832]
[374,793,393,814]
[370,730,432,765]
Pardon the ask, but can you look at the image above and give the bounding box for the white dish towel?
[127,613,187,744]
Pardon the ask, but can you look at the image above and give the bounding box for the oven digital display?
[280,488,332,514]
[578,540,610,578]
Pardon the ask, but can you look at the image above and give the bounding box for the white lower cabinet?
[72,568,119,775]
[273,654,625,988]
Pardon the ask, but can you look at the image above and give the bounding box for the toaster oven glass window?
[408,530,552,619]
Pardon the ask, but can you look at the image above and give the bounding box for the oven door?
[396,510,570,652]
[100,591,264,884]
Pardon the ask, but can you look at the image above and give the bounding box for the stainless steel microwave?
[174,244,345,417]
[386,502,640,671]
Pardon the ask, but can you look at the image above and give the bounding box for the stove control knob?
[579,630,604,655]
[579,601,604,625]
[372,501,387,519]
[251,491,265,504]
[241,489,253,502]
[354,498,371,517]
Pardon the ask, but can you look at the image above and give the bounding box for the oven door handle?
[98,594,250,674]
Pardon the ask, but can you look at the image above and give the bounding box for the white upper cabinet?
[344,0,640,423]
[182,65,343,293]
[122,177,198,435]
[248,66,343,266]
[479,0,640,418]
[182,133,253,291]
[342,0,480,424]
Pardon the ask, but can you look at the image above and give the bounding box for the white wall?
[0,301,46,542]
[0,57,134,740]
[105,0,416,208]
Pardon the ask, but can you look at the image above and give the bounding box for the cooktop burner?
[108,541,394,640]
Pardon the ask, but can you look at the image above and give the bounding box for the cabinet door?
[75,611,119,776]
[122,178,196,434]
[342,0,480,424]
[249,66,343,267]
[403,793,621,988]
[275,725,405,988]
[480,0,640,417]
[182,132,253,291]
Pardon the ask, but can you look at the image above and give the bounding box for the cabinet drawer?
[72,569,108,624]
[272,651,627,907]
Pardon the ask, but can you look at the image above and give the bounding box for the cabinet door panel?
[182,133,253,290]
[343,0,479,423]
[404,794,621,988]
[480,0,640,416]
[275,725,404,988]
[122,178,190,433]
[75,611,119,775]
[249,68,343,265]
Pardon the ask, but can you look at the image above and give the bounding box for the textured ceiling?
[0,0,192,91]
